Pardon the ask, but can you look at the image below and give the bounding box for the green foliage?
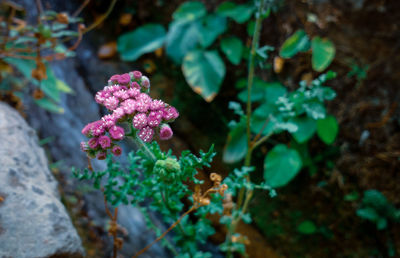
[279,30,336,72]
[223,119,247,164]
[74,141,223,256]
[311,37,336,72]
[356,190,400,230]
[317,115,339,144]
[220,36,244,65]
[182,50,226,101]
[264,144,302,188]
[279,29,310,58]
[117,24,166,61]
[216,1,255,24]
[297,220,317,235]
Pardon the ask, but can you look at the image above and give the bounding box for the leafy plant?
[356,190,400,230]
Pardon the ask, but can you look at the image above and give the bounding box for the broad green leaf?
[173,1,206,22]
[220,36,243,65]
[166,20,200,63]
[264,144,302,188]
[216,1,254,24]
[182,50,226,102]
[356,207,379,221]
[290,116,316,143]
[223,121,247,163]
[297,220,317,234]
[198,15,227,48]
[280,30,310,58]
[311,37,335,71]
[238,80,286,103]
[34,98,64,113]
[117,24,166,61]
[316,115,338,144]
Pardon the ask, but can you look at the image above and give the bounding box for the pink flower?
[135,100,149,113]
[99,135,111,149]
[147,111,162,127]
[102,114,116,129]
[113,90,129,101]
[118,73,131,85]
[132,71,142,79]
[97,151,107,160]
[121,99,136,115]
[140,76,150,88]
[162,106,179,121]
[92,121,105,136]
[113,107,125,120]
[82,122,94,136]
[159,124,173,140]
[150,99,165,111]
[95,91,106,104]
[138,126,154,142]
[133,113,147,129]
[137,93,151,103]
[88,137,99,149]
[80,142,89,152]
[104,96,119,110]
[111,145,122,156]
[109,125,125,140]
[127,88,140,98]
[131,82,140,89]
[109,74,120,82]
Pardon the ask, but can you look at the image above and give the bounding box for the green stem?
[226,0,266,257]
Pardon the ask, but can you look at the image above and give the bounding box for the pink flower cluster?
[80,71,178,159]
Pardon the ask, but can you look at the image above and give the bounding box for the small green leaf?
[297,220,317,234]
[182,50,226,102]
[280,30,310,58]
[55,78,73,93]
[316,115,338,144]
[223,121,247,164]
[291,116,317,143]
[216,1,254,24]
[173,1,206,22]
[264,144,302,188]
[220,36,243,65]
[34,98,64,113]
[117,24,166,61]
[311,37,335,71]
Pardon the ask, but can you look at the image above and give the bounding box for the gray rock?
[0,102,84,258]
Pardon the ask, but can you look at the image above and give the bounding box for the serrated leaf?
[311,37,335,71]
[117,24,166,61]
[173,1,206,22]
[280,30,310,58]
[220,36,243,65]
[264,144,302,188]
[316,115,338,144]
[182,50,225,102]
[216,1,254,24]
[290,116,316,143]
[223,120,247,164]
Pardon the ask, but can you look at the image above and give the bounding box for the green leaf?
[182,50,226,102]
[297,220,317,234]
[117,24,166,61]
[34,98,64,113]
[216,1,254,24]
[223,121,247,164]
[220,36,243,65]
[316,115,338,144]
[311,37,335,71]
[280,30,310,58]
[198,15,227,48]
[166,20,200,63]
[303,102,326,120]
[264,144,302,188]
[357,207,379,221]
[238,80,286,103]
[173,1,206,22]
[56,78,74,93]
[291,116,316,143]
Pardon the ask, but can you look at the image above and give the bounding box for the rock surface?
[0,102,84,258]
